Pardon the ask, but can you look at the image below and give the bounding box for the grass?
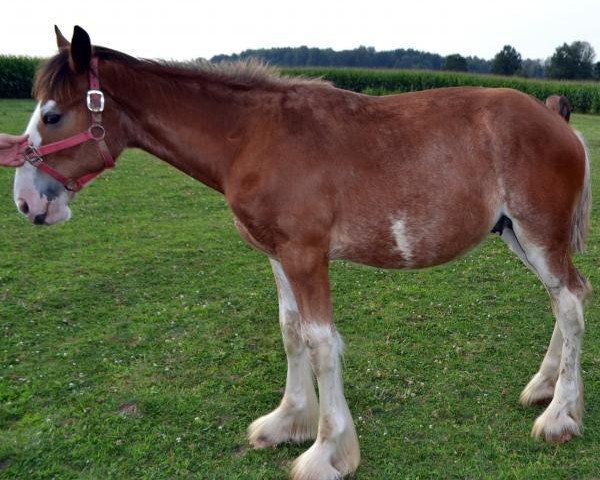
[1,98,600,479]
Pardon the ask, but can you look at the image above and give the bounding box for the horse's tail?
[571,130,591,253]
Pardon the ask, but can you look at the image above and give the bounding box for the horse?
[545,95,572,122]
[13,26,591,480]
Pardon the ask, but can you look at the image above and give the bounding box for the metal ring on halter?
[23,145,43,166]
[65,179,82,192]
[89,124,106,141]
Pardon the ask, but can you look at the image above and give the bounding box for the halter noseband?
[23,57,115,192]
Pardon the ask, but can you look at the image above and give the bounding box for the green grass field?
[1,98,600,479]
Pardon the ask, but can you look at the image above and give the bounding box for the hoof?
[290,423,360,480]
[249,434,276,449]
[520,372,556,406]
[248,404,318,449]
[546,430,573,444]
[290,443,343,480]
[531,409,581,443]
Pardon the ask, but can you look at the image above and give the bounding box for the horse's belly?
[330,209,495,269]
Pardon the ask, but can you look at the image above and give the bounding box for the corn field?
[1,55,600,113]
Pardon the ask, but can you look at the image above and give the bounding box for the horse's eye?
[42,113,62,125]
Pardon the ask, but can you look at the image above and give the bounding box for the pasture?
[1,98,600,479]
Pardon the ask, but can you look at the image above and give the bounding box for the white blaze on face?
[14,103,42,214]
[13,100,72,225]
[26,102,42,146]
[41,100,57,117]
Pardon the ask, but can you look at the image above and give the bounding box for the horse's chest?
[233,217,277,257]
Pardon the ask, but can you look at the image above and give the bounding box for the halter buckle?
[23,145,43,166]
[86,89,105,112]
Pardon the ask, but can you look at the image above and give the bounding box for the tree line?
[211,41,600,80]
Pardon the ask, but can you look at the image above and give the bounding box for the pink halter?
[23,57,115,192]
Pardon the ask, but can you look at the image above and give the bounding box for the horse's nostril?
[33,213,47,225]
[18,200,29,215]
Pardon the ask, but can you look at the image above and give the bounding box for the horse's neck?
[112,69,256,193]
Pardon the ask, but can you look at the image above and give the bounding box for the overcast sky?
[2,0,600,62]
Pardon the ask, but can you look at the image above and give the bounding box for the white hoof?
[248,401,318,448]
[290,442,342,480]
[290,423,360,480]
[520,372,556,406]
[531,399,583,443]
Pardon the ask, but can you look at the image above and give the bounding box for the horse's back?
[326,88,585,268]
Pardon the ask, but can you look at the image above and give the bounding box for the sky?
[2,0,600,62]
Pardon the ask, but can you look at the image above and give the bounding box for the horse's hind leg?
[520,322,562,405]
[499,223,562,405]
[533,281,588,442]
[248,258,319,448]
[500,219,590,442]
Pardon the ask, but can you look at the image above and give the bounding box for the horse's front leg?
[277,247,360,480]
[248,258,319,447]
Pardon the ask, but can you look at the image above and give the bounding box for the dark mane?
[34,46,330,102]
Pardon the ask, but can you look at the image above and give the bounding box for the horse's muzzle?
[33,213,47,225]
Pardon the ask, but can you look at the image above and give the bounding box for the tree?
[443,54,468,72]
[211,46,446,70]
[491,45,522,75]
[519,58,545,78]
[546,41,595,79]
[466,56,492,74]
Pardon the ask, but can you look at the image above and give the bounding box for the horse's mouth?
[17,199,70,226]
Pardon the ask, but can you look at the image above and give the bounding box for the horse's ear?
[69,26,92,73]
[54,25,70,50]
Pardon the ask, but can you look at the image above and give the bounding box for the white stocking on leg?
[531,287,585,443]
[248,259,318,448]
[291,324,360,480]
[520,321,562,405]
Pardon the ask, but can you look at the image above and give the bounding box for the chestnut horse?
[14,27,591,480]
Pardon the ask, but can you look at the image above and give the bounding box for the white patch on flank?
[391,216,413,265]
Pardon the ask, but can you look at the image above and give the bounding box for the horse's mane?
[34,46,330,102]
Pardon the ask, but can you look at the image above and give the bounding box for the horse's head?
[14,26,126,225]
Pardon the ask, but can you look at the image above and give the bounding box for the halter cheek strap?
[24,57,116,192]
